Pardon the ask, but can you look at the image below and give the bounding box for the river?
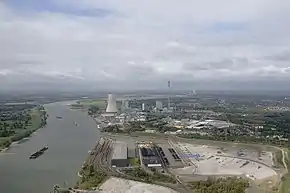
[0,101,100,193]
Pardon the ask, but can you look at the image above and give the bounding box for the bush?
[188,177,249,193]
[124,167,176,184]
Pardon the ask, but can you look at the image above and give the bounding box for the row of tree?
[124,167,176,184]
[188,177,249,193]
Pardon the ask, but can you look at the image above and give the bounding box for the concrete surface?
[174,143,277,181]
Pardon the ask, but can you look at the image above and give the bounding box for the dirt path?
[274,147,288,172]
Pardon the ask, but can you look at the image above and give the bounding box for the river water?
[0,101,100,193]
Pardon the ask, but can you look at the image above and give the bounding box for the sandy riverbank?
[0,131,40,153]
[0,137,30,153]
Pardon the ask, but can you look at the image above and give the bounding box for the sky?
[1,0,290,91]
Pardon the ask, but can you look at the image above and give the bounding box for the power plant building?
[103,94,118,117]
[111,141,129,167]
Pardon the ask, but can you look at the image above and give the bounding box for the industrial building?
[111,141,129,167]
[137,142,162,168]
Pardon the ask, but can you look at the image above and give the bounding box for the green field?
[76,164,108,189]
[275,150,284,168]
[70,99,107,110]
[128,157,140,166]
[79,99,107,108]
[281,173,290,193]
[27,108,43,130]
[0,107,46,150]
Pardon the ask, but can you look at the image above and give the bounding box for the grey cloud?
[183,65,209,71]
[206,59,234,69]
[183,58,242,71]
[1,0,290,90]
[128,65,154,77]
[0,58,44,68]
[264,51,290,61]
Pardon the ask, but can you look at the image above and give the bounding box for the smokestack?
[168,80,171,109]
[106,94,118,113]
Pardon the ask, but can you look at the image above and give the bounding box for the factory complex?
[110,140,165,168]
[108,134,278,187]
[110,138,185,170]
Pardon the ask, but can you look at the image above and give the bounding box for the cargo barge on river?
[29,145,48,159]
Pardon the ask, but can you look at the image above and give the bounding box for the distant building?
[155,101,163,110]
[186,119,233,129]
[121,100,129,111]
[111,141,129,167]
[125,100,129,108]
[145,129,157,133]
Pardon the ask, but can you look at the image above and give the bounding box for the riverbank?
[0,107,47,152]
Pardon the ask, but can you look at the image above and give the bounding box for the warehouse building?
[111,141,129,167]
[139,146,162,168]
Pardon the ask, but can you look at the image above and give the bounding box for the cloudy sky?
[1,0,290,91]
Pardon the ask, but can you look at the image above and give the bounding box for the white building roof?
[112,141,127,160]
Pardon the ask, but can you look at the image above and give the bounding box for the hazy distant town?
[77,91,290,146]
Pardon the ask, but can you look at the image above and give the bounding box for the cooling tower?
[106,94,118,113]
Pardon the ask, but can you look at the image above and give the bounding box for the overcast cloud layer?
[1,0,290,91]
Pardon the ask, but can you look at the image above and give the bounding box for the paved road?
[0,101,100,193]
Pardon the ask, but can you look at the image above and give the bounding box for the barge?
[29,145,48,159]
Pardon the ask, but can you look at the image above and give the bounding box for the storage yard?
[172,143,277,181]
[105,134,281,182]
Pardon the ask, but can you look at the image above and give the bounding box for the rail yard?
[85,137,113,173]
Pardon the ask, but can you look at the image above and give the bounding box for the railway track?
[86,137,142,179]
[85,137,116,174]
[54,138,118,192]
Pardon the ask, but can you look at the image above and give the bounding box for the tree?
[88,106,99,116]
[188,177,249,193]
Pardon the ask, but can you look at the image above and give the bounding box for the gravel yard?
[99,177,178,193]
